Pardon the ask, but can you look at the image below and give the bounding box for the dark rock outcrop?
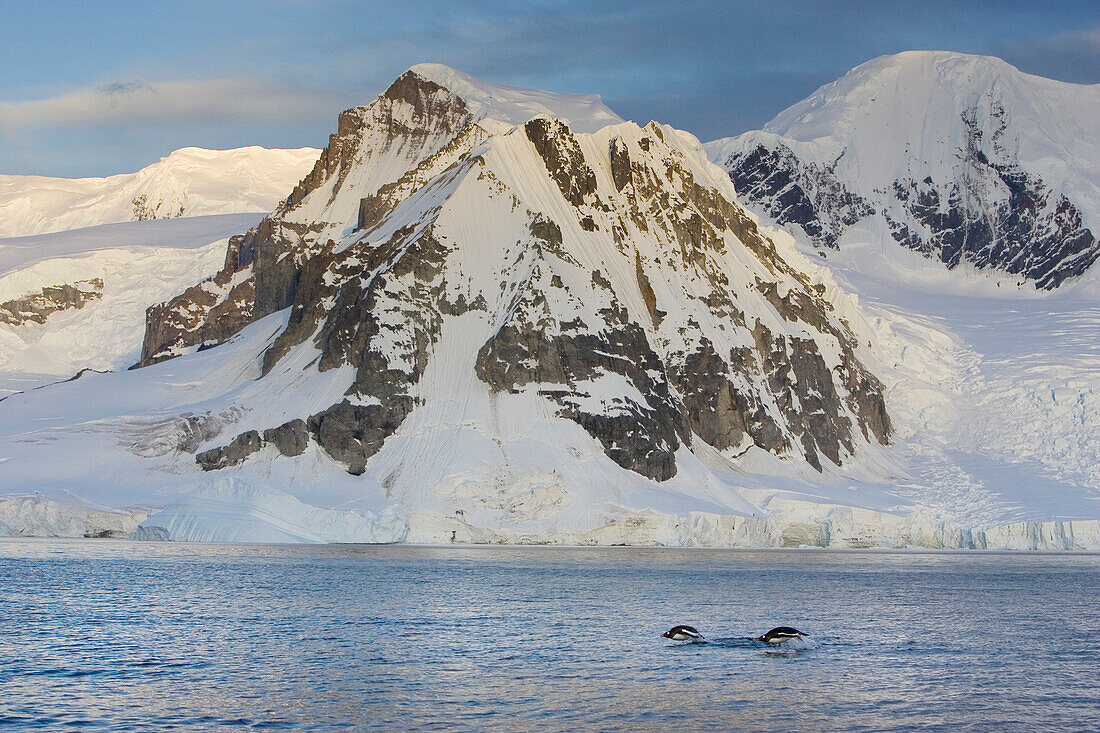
[306,399,414,475]
[718,142,873,250]
[263,419,309,457]
[525,118,597,207]
[673,338,783,455]
[476,265,686,481]
[886,112,1098,289]
[196,430,262,470]
[197,419,311,470]
[138,238,254,366]
[0,279,103,326]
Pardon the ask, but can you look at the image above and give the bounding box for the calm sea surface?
[1,540,1097,731]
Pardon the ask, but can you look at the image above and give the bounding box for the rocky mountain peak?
[138,65,891,523]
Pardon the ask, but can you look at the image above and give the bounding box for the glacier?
[0,491,148,539]
[1,62,1098,549]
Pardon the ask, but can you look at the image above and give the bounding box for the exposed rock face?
[0,279,103,326]
[307,399,414,475]
[674,338,782,455]
[197,419,311,470]
[717,136,1098,289]
[720,142,873,250]
[883,108,1097,288]
[525,117,598,206]
[475,266,687,481]
[137,69,479,367]
[139,236,253,365]
[263,419,309,458]
[196,430,262,470]
[141,65,891,489]
[707,52,1100,288]
[717,127,1098,289]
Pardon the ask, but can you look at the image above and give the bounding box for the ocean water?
[1,541,1097,731]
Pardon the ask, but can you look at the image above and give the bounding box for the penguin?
[755,626,807,644]
[662,625,705,642]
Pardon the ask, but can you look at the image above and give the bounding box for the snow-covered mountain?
[707,51,1100,289]
[1,63,1097,549]
[0,146,320,238]
[0,214,264,395]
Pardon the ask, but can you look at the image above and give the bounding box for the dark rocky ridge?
[525,117,598,207]
[883,106,1098,289]
[720,142,873,250]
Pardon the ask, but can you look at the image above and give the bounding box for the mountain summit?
[130,63,890,535]
[708,51,1100,288]
[401,63,623,133]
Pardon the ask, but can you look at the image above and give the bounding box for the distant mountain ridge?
[1,60,1097,549]
[0,146,320,238]
[707,51,1100,288]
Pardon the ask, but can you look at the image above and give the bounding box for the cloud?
[0,77,341,135]
[989,27,1100,84]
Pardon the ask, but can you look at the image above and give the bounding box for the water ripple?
[1,540,1098,730]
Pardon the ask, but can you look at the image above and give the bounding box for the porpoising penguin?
[755,626,807,644]
[662,625,705,642]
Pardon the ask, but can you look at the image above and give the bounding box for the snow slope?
[0,146,319,238]
[0,214,262,396]
[1,64,1097,549]
[707,51,1100,288]
[406,63,622,134]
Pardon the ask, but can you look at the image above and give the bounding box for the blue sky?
[2,0,1098,177]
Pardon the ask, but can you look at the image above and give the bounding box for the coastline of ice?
[3,480,1096,550]
[0,492,148,538]
[406,505,1100,550]
[134,477,409,544]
